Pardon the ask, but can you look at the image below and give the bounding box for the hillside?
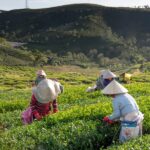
[0,4,150,66]
[0,37,49,66]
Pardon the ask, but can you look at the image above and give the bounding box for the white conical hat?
[102,80,128,95]
[32,79,57,103]
[53,81,62,96]
[103,70,117,79]
[37,70,47,77]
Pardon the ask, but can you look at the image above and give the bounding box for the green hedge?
[107,134,150,150]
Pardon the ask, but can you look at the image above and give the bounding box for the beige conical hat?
[103,70,117,79]
[102,80,128,95]
[32,79,57,103]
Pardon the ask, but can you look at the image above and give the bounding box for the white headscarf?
[36,70,47,77]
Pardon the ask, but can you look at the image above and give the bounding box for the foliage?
[0,4,150,67]
[0,66,149,149]
[107,135,150,150]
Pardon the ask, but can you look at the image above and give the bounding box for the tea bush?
[107,134,150,150]
[0,66,149,149]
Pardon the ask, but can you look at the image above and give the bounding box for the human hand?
[53,109,58,113]
[46,111,52,116]
[34,113,42,121]
[103,116,114,124]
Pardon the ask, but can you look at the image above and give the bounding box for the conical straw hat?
[37,70,47,77]
[103,70,117,79]
[32,79,57,103]
[53,80,62,95]
[102,80,128,95]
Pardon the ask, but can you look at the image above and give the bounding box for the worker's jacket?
[96,77,105,90]
[35,76,46,86]
[30,94,58,118]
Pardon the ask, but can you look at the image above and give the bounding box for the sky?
[0,0,150,10]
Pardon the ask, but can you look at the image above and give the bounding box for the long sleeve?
[109,100,121,120]
[30,94,40,117]
[109,93,139,121]
[60,84,64,93]
[30,94,36,106]
[96,77,104,89]
[52,99,58,113]
[30,94,51,119]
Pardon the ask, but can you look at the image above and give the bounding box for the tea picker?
[22,78,63,124]
[102,80,144,143]
[86,70,117,92]
[34,70,47,86]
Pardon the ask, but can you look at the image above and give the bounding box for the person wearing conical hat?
[102,80,144,143]
[34,70,63,114]
[95,70,116,90]
[95,70,106,90]
[102,70,117,87]
[86,70,105,92]
[86,70,117,92]
[28,79,63,122]
[35,70,47,86]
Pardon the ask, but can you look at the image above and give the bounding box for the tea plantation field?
[0,66,150,150]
